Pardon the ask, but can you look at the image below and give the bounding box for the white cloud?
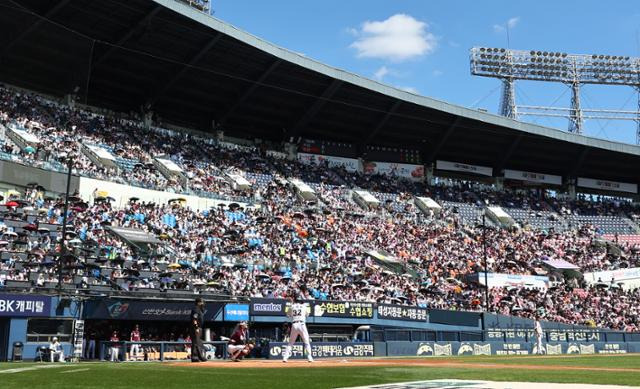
[345,27,359,37]
[374,66,390,81]
[494,17,520,33]
[350,14,437,62]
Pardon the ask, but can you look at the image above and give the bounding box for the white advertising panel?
[297,152,360,173]
[477,273,549,289]
[362,161,424,181]
[577,177,637,194]
[504,169,562,185]
[584,267,640,290]
[436,160,492,177]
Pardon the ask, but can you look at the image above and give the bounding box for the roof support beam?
[1,0,71,59]
[147,33,222,106]
[92,5,162,69]
[494,133,523,172]
[287,79,342,139]
[568,146,589,178]
[426,116,460,162]
[218,59,281,127]
[361,100,401,146]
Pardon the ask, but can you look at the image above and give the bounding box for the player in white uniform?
[282,295,313,363]
[534,317,544,354]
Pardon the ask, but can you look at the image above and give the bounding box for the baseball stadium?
[0,0,640,388]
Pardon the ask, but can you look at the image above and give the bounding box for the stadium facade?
[1,0,640,362]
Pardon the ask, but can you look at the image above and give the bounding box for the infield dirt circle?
[171,357,640,372]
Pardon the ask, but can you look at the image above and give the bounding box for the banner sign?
[84,299,223,321]
[312,301,374,319]
[386,341,626,356]
[362,161,424,181]
[249,298,287,316]
[224,304,249,321]
[577,177,638,194]
[436,160,492,177]
[504,169,562,185]
[0,293,51,317]
[268,342,374,359]
[475,273,549,289]
[297,152,360,173]
[486,328,603,343]
[377,304,428,322]
[584,267,640,289]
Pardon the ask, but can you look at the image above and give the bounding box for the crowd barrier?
[98,341,227,361]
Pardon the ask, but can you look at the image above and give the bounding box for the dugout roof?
[1,0,640,185]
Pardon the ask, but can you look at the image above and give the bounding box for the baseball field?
[1,355,640,388]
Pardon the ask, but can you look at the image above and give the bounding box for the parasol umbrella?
[5,201,19,207]
[23,224,38,231]
[207,281,220,287]
[2,231,17,237]
[24,146,36,154]
[167,263,181,269]
[256,273,270,279]
[38,227,50,234]
[129,197,140,202]
[67,195,82,203]
[0,240,9,246]
[228,203,240,210]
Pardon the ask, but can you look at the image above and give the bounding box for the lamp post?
[57,158,73,294]
[480,209,489,312]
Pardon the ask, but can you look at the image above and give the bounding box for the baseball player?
[282,294,313,363]
[227,321,254,362]
[129,324,142,361]
[534,317,544,354]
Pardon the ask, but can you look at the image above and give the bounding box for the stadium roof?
[1,0,640,186]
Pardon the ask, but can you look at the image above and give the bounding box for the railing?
[99,341,227,361]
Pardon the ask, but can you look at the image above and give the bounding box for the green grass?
[1,355,639,389]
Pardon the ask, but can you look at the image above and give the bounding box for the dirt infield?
[170,358,640,372]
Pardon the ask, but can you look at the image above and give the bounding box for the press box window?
[27,319,73,343]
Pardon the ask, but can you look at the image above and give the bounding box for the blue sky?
[211,1,640,145]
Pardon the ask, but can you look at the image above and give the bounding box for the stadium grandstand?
[0,0,639,363]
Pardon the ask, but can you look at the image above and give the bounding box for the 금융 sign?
[0,294,51,317]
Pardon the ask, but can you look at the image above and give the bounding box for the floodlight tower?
[470,48,640,143]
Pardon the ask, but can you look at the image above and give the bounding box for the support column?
[425,165,434,186]
[568,82,583,134]
[499,78,517,119]
[567,183,577,200]
[495,177,504,190]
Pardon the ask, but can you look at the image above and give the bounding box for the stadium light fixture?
[470,47,640,143]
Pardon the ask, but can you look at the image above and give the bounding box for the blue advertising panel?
[224,304,249,321]
[0,293,51,317]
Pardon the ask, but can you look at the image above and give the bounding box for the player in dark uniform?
[227,321,254,362]
[190,297,207,362]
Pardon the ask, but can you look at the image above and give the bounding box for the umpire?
[190,297,207,362]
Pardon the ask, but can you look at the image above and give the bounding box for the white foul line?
[0,365,69,374]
